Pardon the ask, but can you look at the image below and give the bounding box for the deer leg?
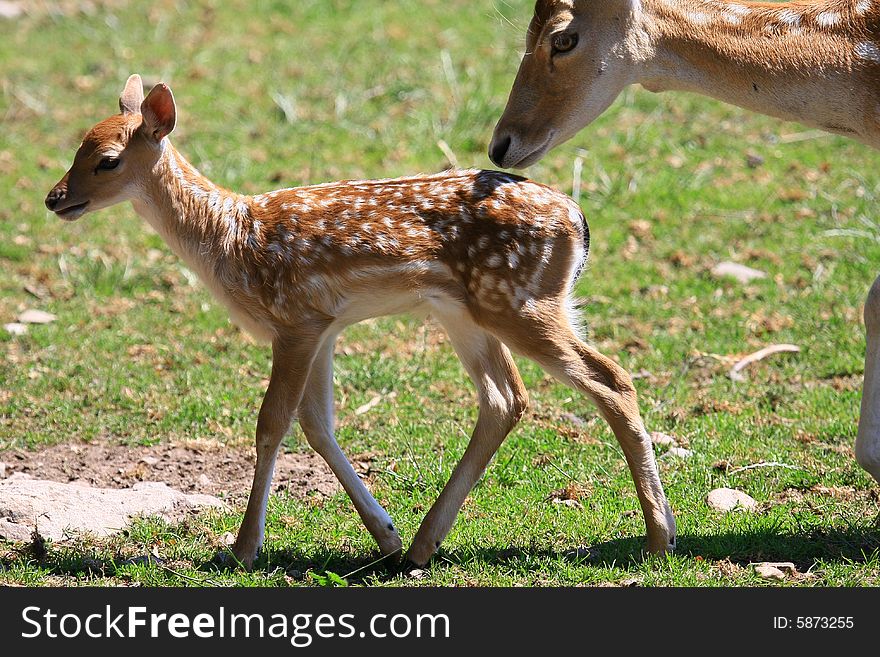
[407,310,528,565]
[856,274,880,484]
[503,319,675,555]
[298,334,403,558]
[232,331,324,569]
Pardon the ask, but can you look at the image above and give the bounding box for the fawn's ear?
[140,83,177,143]
[119,74,145,115]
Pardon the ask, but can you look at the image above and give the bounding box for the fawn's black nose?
[45,186,65,211]
[489,135,511,168]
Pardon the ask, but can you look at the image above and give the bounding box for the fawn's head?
[489,0,639,168]
[45,74,178,221]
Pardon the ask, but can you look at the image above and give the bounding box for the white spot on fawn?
[815,11,840,27]
[776,9,801,27]
[725,3,750,16]
[855,41,880,63]
[855,0,871,15]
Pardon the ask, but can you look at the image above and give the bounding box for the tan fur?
[45,76,675,568]
[490,0,880,167]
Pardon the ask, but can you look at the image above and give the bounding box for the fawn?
[44,74,675,568]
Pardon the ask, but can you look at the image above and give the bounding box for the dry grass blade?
[729,344,800,381]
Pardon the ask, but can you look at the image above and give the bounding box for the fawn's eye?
[551,32,578,55]
[95,157,120,172]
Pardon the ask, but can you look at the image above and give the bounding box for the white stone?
[3,323,27,336]
[650,431,677,447]
[706,487,758,512]
[753,563,786,580]
[663,446,694,459]
[17,309,57,324]
[0,479,225,542]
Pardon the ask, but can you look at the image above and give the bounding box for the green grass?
[1,0,879,586]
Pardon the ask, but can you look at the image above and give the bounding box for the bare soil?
[0,441,343,501]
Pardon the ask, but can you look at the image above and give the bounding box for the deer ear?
[119,74,144,115]
[140,83,177,143]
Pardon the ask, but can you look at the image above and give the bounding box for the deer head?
[489,0,642,168]
[45,74,177,221]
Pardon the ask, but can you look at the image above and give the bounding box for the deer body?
[490,0,880,487]
[636,2,880,145]
[45,75,675,568]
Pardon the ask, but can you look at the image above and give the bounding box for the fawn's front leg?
[232,330,324,569]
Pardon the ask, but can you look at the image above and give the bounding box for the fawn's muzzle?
[44,185,66,211]
[45,180,89,221]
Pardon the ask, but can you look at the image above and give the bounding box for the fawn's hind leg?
[406,308,529,565]
[298,334,403,557]
[500,313,676,554]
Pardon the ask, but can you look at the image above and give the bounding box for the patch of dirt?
[0,441,343,501]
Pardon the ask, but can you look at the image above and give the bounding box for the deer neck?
[635,0,880,143]
[130,141,282,342]
[131,140,254,276]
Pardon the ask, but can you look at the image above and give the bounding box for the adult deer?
[44,75,675,568]
[489,0,880,485]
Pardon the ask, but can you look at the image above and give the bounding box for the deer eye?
[95,157,120,172]
[551,32,578,55]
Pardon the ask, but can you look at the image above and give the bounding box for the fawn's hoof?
[374,523,404,561]
[404,540,438,567]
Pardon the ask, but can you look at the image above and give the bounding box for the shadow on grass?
[4,525,877,584]
[212,524,880,583]
[477,524,880,574]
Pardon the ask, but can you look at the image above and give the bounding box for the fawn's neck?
[635,0,879,142]
[130,141,284,342]
[132,140,256,275]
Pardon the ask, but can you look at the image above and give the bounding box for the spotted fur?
[146,144,589,339]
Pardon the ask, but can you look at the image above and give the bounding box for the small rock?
[18,309,57,324]
[0,462,6,479]
[197,474,212,487]
[620,577,641,587]
[753,564,786,580]
[140,456,159,466]
[650,431,677,447]
[220,531,236,546]
[552,498,583,509]
[758,561,797,575]
[3,322,27,336]
[745,153,764,168]
[663,446,693,459]
[561,412,589,427]
[0,1,23,19]
[711,261,767,284]
[407,568,425,580]
[706,487,757,512]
